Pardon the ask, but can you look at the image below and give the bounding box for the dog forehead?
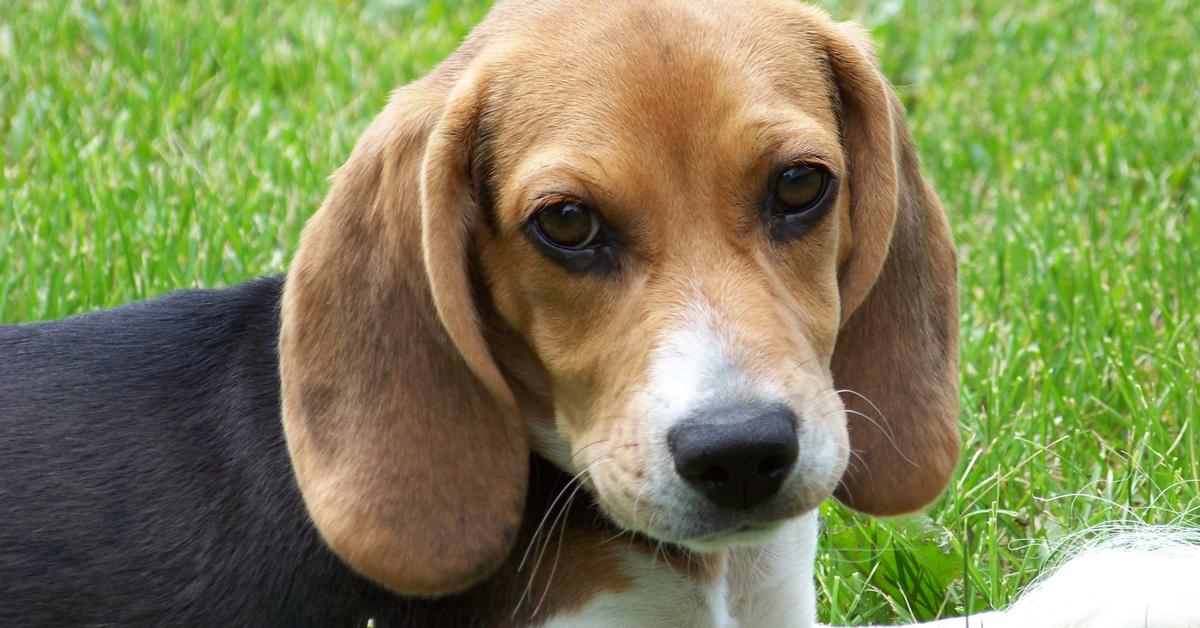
[475,0,842,217]
[481,0,836,130]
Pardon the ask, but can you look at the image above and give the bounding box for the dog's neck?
[515,454,818,627]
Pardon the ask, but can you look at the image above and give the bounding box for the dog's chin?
[609,501,823,555]
[676,520,789,553]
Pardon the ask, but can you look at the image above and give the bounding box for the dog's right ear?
[278,71,528,596]
[812,17,962,517]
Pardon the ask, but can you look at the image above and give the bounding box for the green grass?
[2,0,1198,623]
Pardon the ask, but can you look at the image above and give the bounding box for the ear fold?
[278,73,527,596]
[821,21,962,515]
[422,72,517,411]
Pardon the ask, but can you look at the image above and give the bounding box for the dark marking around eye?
[524,200,622,275]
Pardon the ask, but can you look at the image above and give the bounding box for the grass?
[2,0,1197,623]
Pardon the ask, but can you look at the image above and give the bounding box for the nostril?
[757,454,793,478]
[683,463,729,487]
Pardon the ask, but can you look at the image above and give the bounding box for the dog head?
[279,0,959,596]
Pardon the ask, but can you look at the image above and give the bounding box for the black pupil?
[775,165,825,213]
[537,203,595,248]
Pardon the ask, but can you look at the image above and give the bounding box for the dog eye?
[534,202,601,249]
[772,164,830,215]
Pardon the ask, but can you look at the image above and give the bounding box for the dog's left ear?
[279,65,528,596]
[818,19,961,515]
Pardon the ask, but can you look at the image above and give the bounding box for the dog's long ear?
[820,21,961,516]
[279,69,527,596]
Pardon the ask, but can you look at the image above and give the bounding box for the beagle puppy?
[5,0,1194,626]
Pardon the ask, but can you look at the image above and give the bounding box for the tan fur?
[278,0,960,597]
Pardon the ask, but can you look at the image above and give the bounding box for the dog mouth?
[584,473,806,552]
[678,520,787,551]
[600,508,795,555]
[613,496,811,552]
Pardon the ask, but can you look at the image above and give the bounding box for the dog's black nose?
[667,404,799,510]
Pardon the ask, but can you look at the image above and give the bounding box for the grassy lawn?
[2,0,1197,623]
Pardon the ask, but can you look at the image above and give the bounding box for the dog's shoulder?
[0,277,311,624]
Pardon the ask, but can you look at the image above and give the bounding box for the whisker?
[518,459,603,572]
[601,527,633,545]
[845,449,868,481]
[840,408,918,468]
[817,399,918,470]
[829,388,890,427]
[513,457,610,618]
[570,439,609,461]
[530,479,588,618]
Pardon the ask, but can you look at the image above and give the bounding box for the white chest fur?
[536,512,819,628]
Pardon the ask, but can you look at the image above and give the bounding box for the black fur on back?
[0,277,582,627]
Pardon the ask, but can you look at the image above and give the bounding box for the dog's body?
[3,0,1197,626]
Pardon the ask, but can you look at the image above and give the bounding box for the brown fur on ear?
[278,70,527,595]
[422,70,517,412]
[821,20,961,515]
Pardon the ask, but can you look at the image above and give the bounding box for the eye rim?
[764,161,839,241]
[523,197,622,274]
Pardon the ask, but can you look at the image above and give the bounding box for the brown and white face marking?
[472,0,853,550]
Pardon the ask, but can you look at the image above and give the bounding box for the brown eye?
[534,202,601,249]
[773,164,829,214]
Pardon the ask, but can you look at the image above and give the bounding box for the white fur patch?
[727,511,820,627]
[534,546,734,628]
[533,513,820,628]
[642,301,739,425]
